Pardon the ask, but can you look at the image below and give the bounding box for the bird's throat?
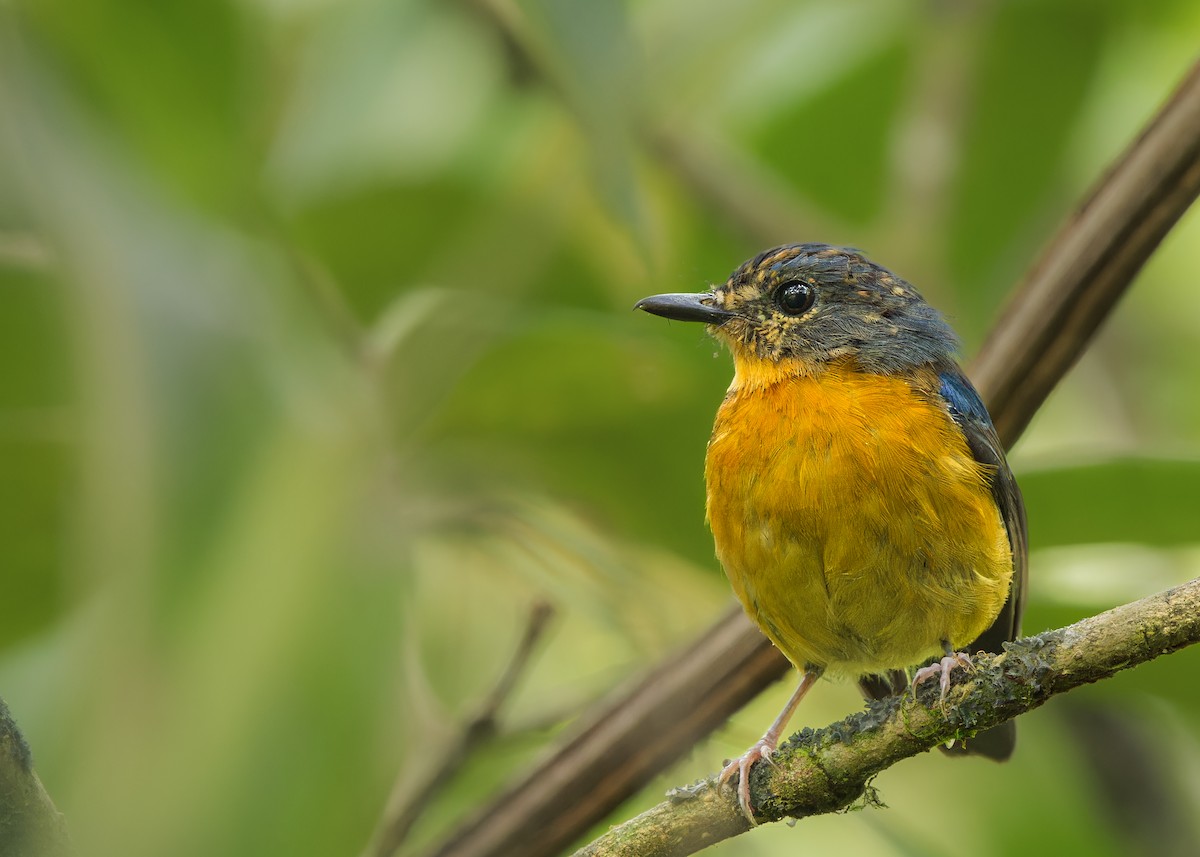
[727,350,819,393]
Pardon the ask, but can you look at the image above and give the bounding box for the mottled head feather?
[708,243,958,375]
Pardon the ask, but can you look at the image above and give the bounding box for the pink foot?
[719,738,776,824]
[717,669,821,824]
[912,651,973,701]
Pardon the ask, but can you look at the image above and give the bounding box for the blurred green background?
[2,0,1200,855]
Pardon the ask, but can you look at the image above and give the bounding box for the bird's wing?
[929,367,1027,760]
[937,367,1027,651]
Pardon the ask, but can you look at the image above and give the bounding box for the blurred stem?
[574,576,1200,856]
[1063,702,1198,855]
[878,1,988,272]
[363,601,555,857]
[285,247,368,359]
[0,700,71,856]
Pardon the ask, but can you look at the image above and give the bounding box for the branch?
[971,55,1200,443]
[575,578,1200,856]
[422,55,1200,857]
[0,699,71,856]
[364,601,555,857]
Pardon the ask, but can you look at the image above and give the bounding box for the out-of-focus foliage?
[1,1,1199,855]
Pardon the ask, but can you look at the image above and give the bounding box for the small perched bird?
[636,244,1026,821]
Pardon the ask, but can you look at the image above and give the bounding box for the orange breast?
[704,362,1012,675]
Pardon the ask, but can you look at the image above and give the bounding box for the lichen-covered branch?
[573,577,1200,857]
[0,700,71,856]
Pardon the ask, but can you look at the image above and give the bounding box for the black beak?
[634,292,735,325]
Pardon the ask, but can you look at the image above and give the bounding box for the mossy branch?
[573,577,1200,857]
[0,700,71,857]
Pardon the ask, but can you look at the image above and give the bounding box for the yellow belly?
[705,365,1012,676]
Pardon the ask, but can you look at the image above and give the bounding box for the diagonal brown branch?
[971,55,1200,442]
[574,577,1200,856]
[423,55,1200,857]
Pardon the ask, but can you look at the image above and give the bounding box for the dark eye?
[775,280,815,315]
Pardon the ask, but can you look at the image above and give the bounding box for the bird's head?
[636,244,959,385]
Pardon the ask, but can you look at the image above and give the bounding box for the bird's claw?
[718,739,776,825]
[912,651,973,702]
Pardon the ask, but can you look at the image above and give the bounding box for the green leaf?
[750,38,913,225]
[21,0,258,212]
[0,266,72,648]
[1021,456,1200,550]
[288,180,477,321]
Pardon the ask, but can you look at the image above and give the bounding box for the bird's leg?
[912,641,973,702]
[719,667,822,824]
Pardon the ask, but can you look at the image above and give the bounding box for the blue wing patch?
[939,370,993,430]
[936,368,1027,651]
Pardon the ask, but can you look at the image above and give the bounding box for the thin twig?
[422,55,1200,857]
[574,577,1200,856]
[365,601,555,857]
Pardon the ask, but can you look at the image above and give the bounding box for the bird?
[635,243,1026,822]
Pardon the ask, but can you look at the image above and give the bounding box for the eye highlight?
[775,280,815,316]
